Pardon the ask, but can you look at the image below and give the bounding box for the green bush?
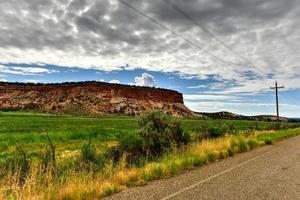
[208,126,226,138]
[119,132,142,152]
[267,123,282,130]
[116,112,190,161]
[138,112,189,158]
[81,140,97,163]
[257,135,274,145]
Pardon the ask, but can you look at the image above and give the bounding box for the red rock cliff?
[0,81,193,117]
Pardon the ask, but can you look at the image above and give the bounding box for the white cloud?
[109,79,120,84]
[0,65,58,75]
[0,78,7,82]
[134,73,156,87]
[183,94,236,100]
[0,0,299,97]
[187,85,207,89]
[23,79,40,83]
[186,101,300,117]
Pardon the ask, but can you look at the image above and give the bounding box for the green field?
[1,111,300,199]
[0,111,279,159]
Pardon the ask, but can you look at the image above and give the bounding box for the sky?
[0,0,300,117]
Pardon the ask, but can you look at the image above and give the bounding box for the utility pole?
[270,81,284,121]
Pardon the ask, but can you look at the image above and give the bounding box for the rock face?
[0,81,193,117]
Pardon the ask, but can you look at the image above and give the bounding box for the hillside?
[0,81,194,117]
[198,111,289,122]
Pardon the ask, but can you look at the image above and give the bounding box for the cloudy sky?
[0,0,300,117]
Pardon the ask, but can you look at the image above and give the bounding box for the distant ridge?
[197,111,289,122]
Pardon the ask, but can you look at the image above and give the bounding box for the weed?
[247,139,258,150]
[150,164,165,179]
[165,159,181,175]
[142,171,153,182]
[238,137,249,152]
[205,151,217,162]
[101,183,118,198]
[192,155,205,167]
[81,140,97,163]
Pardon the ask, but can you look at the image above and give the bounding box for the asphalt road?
[106,135,300,200]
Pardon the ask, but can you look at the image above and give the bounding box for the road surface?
[106,135,300,200]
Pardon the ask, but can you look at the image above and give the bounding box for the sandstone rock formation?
[0,81,193,117]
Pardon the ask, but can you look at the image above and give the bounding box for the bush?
[138,112,189,158]
[117,112,190,161]
[81,140,97,163]
[192,125,211,142]
[208,126,226,138]
[258,135,274,145]
[119,132,142,152]
[267,123,282,130]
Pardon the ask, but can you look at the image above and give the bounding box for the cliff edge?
[0,81,193,117]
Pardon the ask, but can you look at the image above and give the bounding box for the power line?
[120,0,293,118]
[118,0,244,73]
[163,0,267,76]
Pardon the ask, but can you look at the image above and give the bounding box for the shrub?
[119,131,142,152]
[138,112,189,157]
[192,125,211,142]
[81,139,97,163]
[256,134,275,145]
[267,123,281,130]
[117,112,190,161]
[208,126,225,138]
[253,122,262,131]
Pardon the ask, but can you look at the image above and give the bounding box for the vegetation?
[0,111,299,199]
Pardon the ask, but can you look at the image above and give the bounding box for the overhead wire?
[119,0,245,73]
[163,0,267,77]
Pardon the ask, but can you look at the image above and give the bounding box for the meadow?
[0,111,299,199]
[0,111,277,160]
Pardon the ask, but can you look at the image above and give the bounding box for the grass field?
[0,111,278,160]
[1,111,299,199]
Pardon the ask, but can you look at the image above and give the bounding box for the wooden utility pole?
[270,81,284,121]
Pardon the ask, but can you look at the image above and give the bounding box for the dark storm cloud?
[0,0,296,51]
[0,0,299,88]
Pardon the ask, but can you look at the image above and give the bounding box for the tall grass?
[1,127,299,199]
